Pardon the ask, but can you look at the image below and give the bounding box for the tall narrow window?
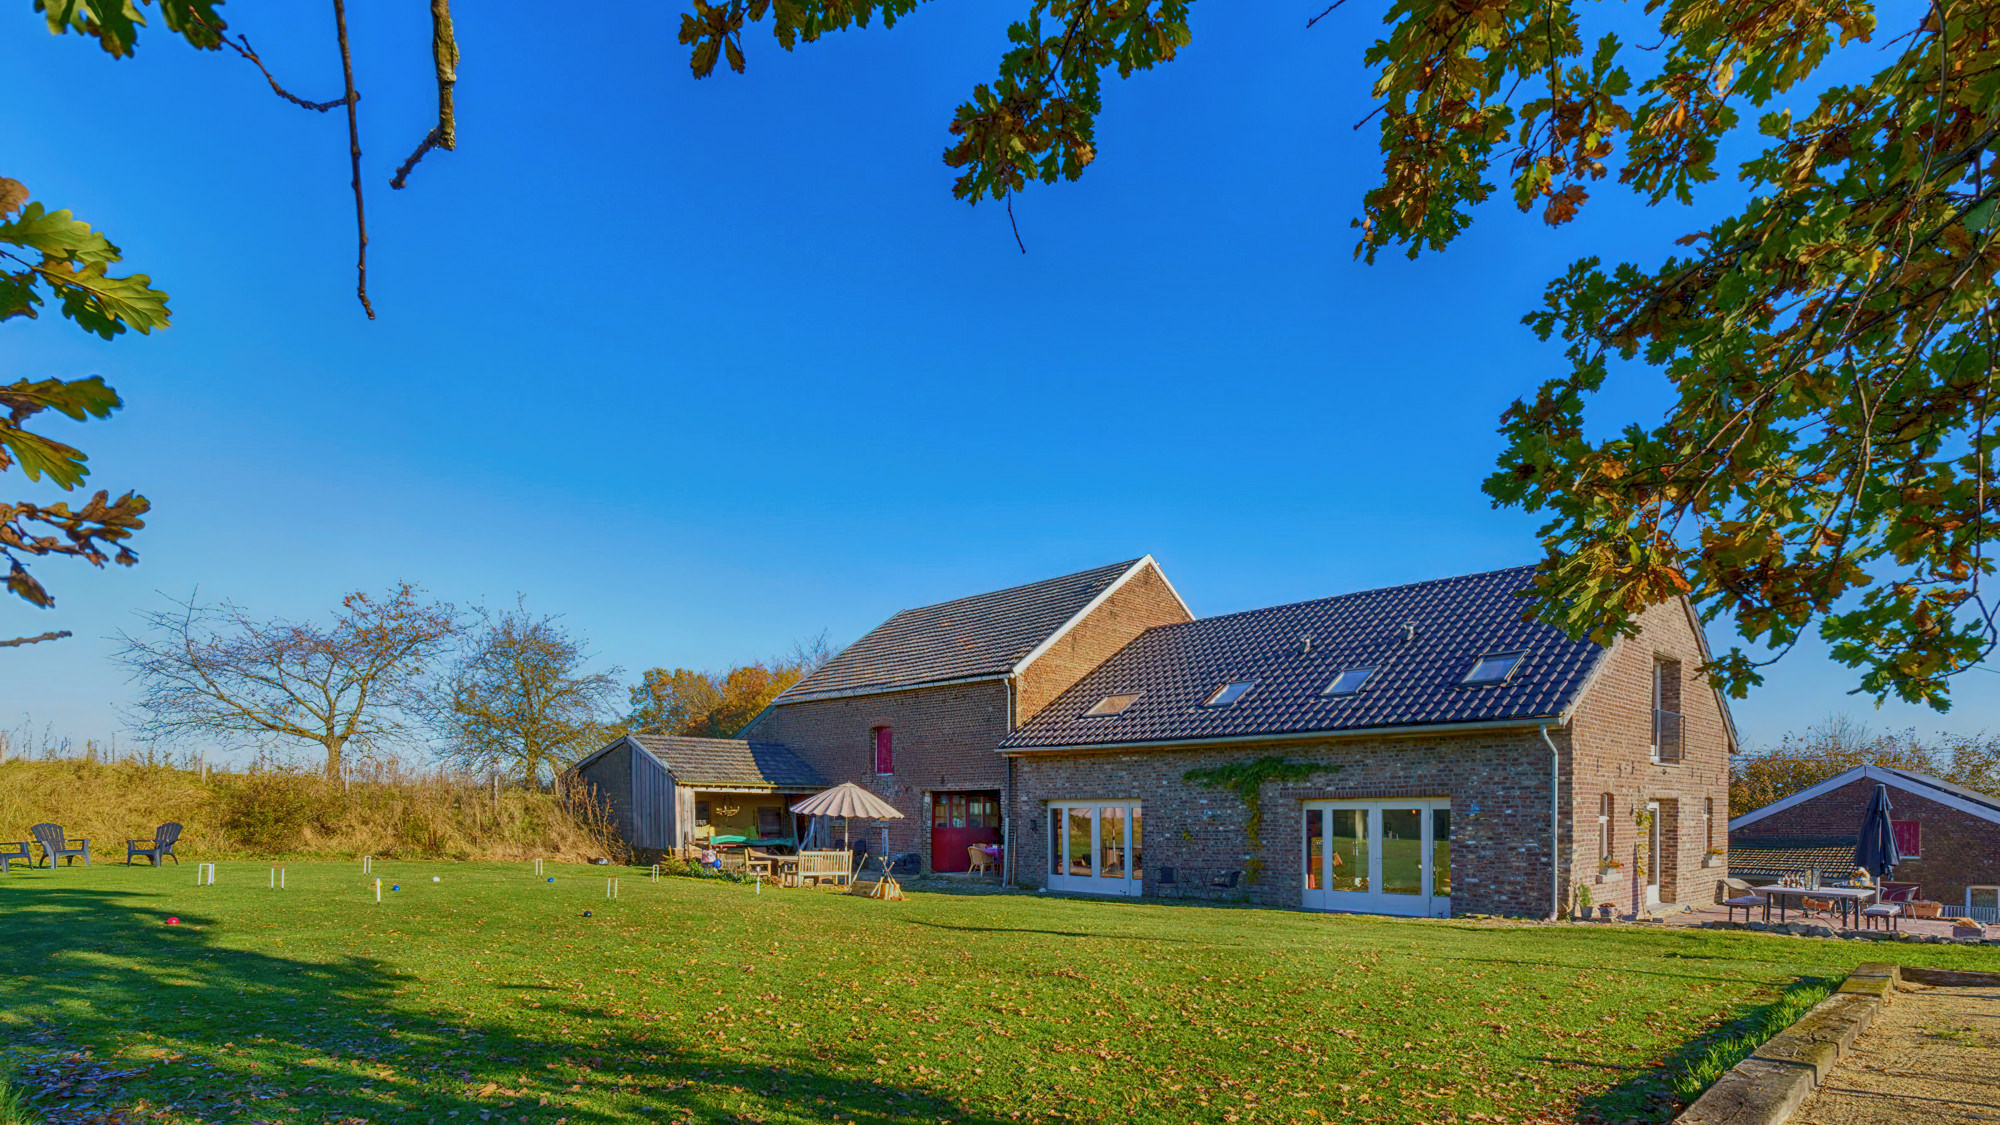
[1703,796,1714,853]
[873,727,893,774]
[1653,658,1683,763]
[1597,794,1613,873]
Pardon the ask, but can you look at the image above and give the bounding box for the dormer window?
[1202,681,1257,708]
[1463,652,1525,685]
[1084,692,1141,718]
[1323,668,1376,696]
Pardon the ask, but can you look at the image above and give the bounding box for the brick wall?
[1566,599,1733,915]
[1014,562,1192,723]
[1732,776,2000,906]
[1008,728,1564,916]
[742,679,1011,864]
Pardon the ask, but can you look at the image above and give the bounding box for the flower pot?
[1598,904,1614,920]
[1703,854,1722,868]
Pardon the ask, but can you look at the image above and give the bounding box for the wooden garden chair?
[127,822,183,866]
[30,823,90,867]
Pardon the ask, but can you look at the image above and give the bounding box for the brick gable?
[1014,561,1192,724]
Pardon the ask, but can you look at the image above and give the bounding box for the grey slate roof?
[1001,565,1604,750]
[628,734,828,789]
[778,558,1148,702]
[1727,838,1860,879]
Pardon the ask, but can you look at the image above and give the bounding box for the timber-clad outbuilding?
[567,734,827,853]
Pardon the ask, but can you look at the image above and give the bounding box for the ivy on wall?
[1182,757,1339,884]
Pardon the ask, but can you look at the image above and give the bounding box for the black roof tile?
[1001,565,1603,749]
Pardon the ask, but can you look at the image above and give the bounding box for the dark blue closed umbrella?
[1853,783,1901,880]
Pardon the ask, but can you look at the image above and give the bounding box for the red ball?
[166,917,180,926]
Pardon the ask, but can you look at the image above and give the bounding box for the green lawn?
[1,861,1992,1125]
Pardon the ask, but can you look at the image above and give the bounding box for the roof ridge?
[880,557,1143,620]
[1129,563,1538,634]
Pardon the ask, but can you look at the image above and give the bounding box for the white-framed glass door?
[1046,800,1143,896]
[1645,801,1661,906]
[1302,799,1451,917]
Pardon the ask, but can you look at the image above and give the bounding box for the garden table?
[1751,885,1875,928]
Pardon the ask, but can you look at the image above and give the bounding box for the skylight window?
[1084,692,1141,718]
[1323,667,1376,696]
[1202,681,1257,708]
[1463,652,1526,685]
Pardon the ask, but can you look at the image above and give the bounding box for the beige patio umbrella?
[790,781,903,852]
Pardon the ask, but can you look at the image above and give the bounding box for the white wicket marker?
[534,858,544,876]
[375,878,382,903]
[363,855,373,874]
[196,862,216,886]
[606,878,618,899]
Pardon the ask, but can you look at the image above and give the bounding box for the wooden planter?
[1908,900,1943,919]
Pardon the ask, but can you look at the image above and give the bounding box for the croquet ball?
[166,917,180,926]
[392,885,401,891]
[582,910,592,918]
[432,876,441,883]
[547,877,555,883]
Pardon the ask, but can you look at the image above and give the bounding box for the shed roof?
[625,734,828,790]
[1728,763,2000,832]
[1001,565,1605,751]
[1727,838,1861,879]
[777,557,1172,702]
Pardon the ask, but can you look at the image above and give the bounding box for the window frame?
[1322,667,1377,696]
[1596,793,1613,883]
[1083,692,1142,718]
[1461,651,1527,686]
[872,726,894,775]
[1651,657,1684,764]
[1202,680,1258,708]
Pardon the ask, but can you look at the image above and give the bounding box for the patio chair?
[1879,881,1920,903]
[1860,902,1900,931]
[126,822,183,866]
[30,823,89,867]
[1210,869,1243,891]
[1719,877,1764,923]
[0,840,31,874]
[966,845,995,876]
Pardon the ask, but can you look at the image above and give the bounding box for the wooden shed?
[566,734,829,853]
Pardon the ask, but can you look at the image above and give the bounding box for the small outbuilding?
[567,734,829,854]
[1729,764,2000,919]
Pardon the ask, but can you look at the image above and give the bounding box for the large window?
[1045,801,1143,895]
[1653,659,1683,762]
[873,727,893,774]
[1302,799,1450,917]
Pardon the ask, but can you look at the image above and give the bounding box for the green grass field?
[1,861,1992,1125]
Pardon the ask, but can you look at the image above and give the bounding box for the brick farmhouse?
[585,556,1736,918]
[1729,764,2000,920]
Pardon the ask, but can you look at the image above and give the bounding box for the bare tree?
[118,583,460,778]
[433,599,620,786]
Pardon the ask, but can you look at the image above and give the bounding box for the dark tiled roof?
[1001,565,1604,750]
[779,559,1147,701]
[628,734,828,789]
[1727,837,1858,878]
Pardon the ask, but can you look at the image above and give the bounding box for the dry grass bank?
[0,759,621,861]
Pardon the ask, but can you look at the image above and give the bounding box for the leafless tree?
[117,583,461,778]
[432,598,620,786]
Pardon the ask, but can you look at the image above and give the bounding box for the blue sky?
[5,3,1989,759]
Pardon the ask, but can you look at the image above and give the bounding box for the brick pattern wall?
[1566,599,1732,915]
[742,679,1011,863]
[1733,777,2000,906]
[1014,563,1192,723]
[1009,729,1564,916]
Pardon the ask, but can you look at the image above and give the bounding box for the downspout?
[1540,723,1561,922]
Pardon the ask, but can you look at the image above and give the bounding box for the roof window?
[1202,681,1257,708]
[1083,692,1141,718]
[1463,652,1526,685]
[1323,667,1376,696]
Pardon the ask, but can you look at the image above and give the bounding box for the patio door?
[1045,801,1142,896]
[930,791,1001,872]
[1301,799,1451,917]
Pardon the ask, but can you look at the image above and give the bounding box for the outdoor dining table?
[1751,884,1877,928]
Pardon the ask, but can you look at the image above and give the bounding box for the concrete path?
[1792,980,2000,1124]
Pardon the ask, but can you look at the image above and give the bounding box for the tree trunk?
[323,737,346,780]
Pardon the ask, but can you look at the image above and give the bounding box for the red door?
[930,792,1001,872]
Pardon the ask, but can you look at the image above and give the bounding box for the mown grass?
[1,862,1992,1125]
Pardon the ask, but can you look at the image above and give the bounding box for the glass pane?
[952,797,966,829]
[1205,681,1255,707]
[1068,808,1094,876]
[1382,808,1422,895]
[1330,809,1369,892]
[1130,806,1143,880]
[1305,809,1324,890]
[1099,807,1126,877]
[1049,810,1062,876]
[1970,887,1999,910]
[1431,808,1451,897]
[1324,668,1375,695]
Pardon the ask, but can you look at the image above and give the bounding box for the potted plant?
[1598,903,1615,920]
[1574,883,1594,921]
[1601,855,1623,875]
[1951,917,1987,940]
[1703,848,1724,868]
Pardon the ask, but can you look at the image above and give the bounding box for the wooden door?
[930,792,1001,871]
